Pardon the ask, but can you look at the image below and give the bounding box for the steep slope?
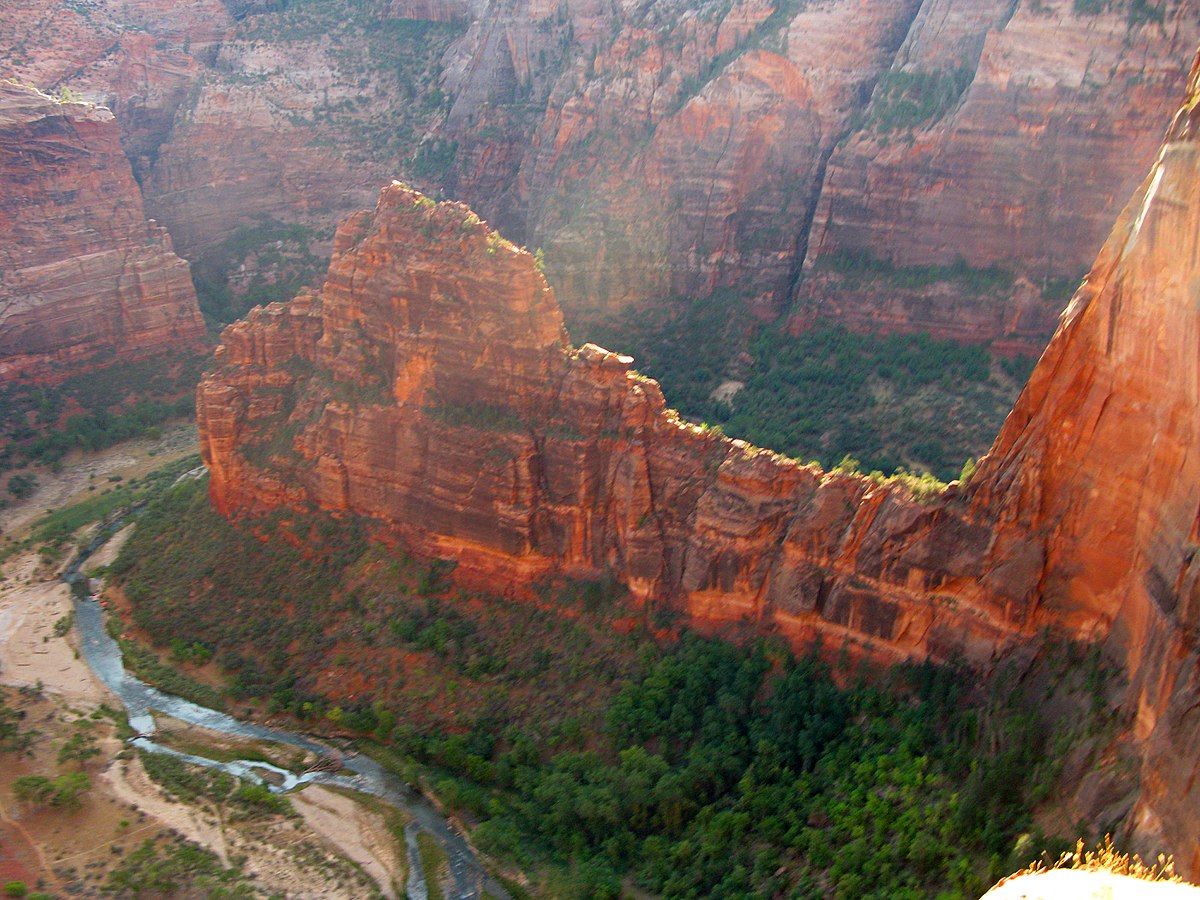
[201,46,1200,867]
[800,0,1199,350]
[0,83,204,381]
[967,53,1200,869]
[199,183,1044,668]
[3,0,1191,351]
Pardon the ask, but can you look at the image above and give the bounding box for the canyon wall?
[198,183,1051,674]
[0,82,204,380]
[799,0,1200,350]
[200,49,1200,860]
[967,55,1200,869]
[4,0,1194,350]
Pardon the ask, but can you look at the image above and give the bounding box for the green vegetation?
[0,689,36,755]
[411,139,458,180]
[13,772,91,810]
[192,218,325,328]
[1126,0,1165,24]
[0,353,207,474]
[866,66,974,133]
[105,837,260,898]
[112,478,642,739]
[417,832,449,900]
[424,401,527,433]
[57,730,101,768]
[138,750,294,820]
[109,477,1129,896]
[12,454,201,558]
[581,296,1031,480]
[817,249,1015,295]
[460,638,1072,898]
[1071,0,1162,19]
[119,638,227,711]
[6,474,36,500]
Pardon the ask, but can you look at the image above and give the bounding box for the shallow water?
[68,537,508,900]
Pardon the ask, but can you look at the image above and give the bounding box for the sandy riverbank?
[0,435,408,896]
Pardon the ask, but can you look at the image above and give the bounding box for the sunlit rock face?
[199,182,1044,670]
[0,83,204,380]
[968,52,1200,872]
[201,45,1200,874]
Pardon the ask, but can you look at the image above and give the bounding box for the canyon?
[4,0,1200,886]
[199,42,1200,869]
[2,0,1196,352]
[0,81,203,381]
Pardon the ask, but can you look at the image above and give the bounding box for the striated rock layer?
[5,0,1192,348]
[800,0,1200,348]
[967,52,1200,871]
[201,48,1200,862]
[0,83,204,380]
[199,183,1046,670]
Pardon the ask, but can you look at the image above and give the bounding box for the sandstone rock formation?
[5,0,1192,351]
[199,183,1045,676]
[800,0,1200,348]
[967,53,1200,870]
[200,47,1200,865]
[0,83,204,380]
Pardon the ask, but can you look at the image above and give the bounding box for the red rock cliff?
[0,83,204,380]
[7,0,1189,350]
[200,49,1200,859]
[800,0,1200,349]
[199,182,1051,668]
[967,51,1200,871]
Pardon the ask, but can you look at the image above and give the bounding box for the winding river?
[67,531,510,900]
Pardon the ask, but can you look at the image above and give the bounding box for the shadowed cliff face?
[0,83,204,380]
[4,0,1195,350]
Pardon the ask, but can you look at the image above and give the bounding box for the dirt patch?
[293,784,406,898]
[0,550,104,703]
[0,421,199,540]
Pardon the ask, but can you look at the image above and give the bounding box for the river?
[67,531,511,900]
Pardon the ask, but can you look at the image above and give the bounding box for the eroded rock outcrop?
[201,48,1200,863]
[199,183,1044,669]
[0,83,204,380]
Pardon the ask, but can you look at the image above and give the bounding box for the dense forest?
[582,299,1035,482]
[107,477,1123,897]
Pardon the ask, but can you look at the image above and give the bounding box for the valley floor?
[0,432,408,897]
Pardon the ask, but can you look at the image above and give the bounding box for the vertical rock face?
[5,0,1191,350]
[0,0,233,182]
[201,49,1200,863]
[0,83,204,380]
[518,0,928,316]
[800,0,1199,346]
[199,182,1043,670]
[967,54,1200,868]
